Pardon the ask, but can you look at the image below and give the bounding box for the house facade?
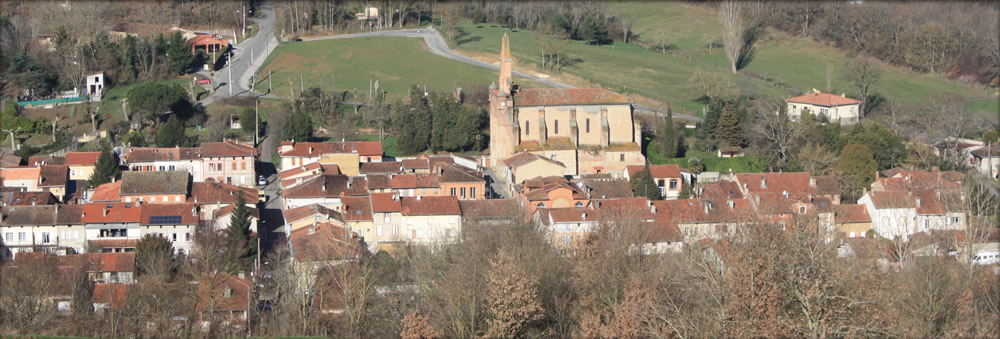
[786,89,862,125]
[400,196,462,245]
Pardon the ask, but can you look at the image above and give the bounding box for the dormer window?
[799,206,806,214]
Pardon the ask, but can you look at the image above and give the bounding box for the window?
[232,162,237,170]
[175,196,181,202]
[563,236,570,244]
[451,188,456,196]
[799,206,806,214]
[172,233,177,242]
[186,233,191,241]
[428,217,435,224]
[586,118,590,133]
[384,213,391,223]
[554,120,559,134]
[407,218,414,225]
[70,169,76,176]
[159,166,165,171]
[779,222,787,231]
[953,217,960,224]
[849,232,856,238]
[461,188,466,199]
[151,197,157,202]
[575,201,584,207]
[620,154,625,162]
[241,162,247,170]
[169,165,175,171]
[416,230,423,239]
[525,120,530,135]
[4,232,11,242]
[42,232,50,243]
[470,187,476,199]
[669,180,678,189]
[820,108,829,115]
[537,202,546,208]
[851,106,856,113]
[393,226,399,235]
[377,226,383,237]
[449,217,456,224]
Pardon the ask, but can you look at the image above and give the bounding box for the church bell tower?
[489,34,517,175]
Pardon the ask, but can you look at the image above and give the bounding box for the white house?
[786,89,862,125]
[84,72,105,102]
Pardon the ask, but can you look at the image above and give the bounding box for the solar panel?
[149,215,183,224]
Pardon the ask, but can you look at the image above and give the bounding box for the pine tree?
[154,115,186,147]
[224,192,257,274]
[88,143,121,187]
[715,104,743,149]
[659,106,678,158]
[630,163,662,200]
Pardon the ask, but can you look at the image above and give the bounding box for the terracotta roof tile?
[580,178,634,200]
[460,199,521,219]
[139,203,198,225]
[282,204,344,224]
[1,167,40,181]
[200,140,257,158]
[370,192,402,212]
[516,88,630,106]
[787,91,862,107]
[390,173,439,189]
[868,191,913,209]
[64,152,101,166]
[196,275,252,312]
[341,196,373,221]
[836,204,871,224]
[626,164,682,178]
[280,141,382,157]
[359,161,404,175]
[28,156,65,166]
[93,283,129,310]
[190,182,257,205]
[89,181,122,202]
[875,170,961,191]
[289,222,360,262]
[734,172,839,196]
[365,174,392,190]
[503,152,565,168]
[9,191,58,206]
[401,196,461,216]
[438,164,485,183]
[544,207,600,223]
[596,197,655,221]
[81,202,143,224]
[402,159,429,169]
[39,165,68,187]
[281,175,349,199]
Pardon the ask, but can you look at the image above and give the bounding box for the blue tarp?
[17,97,88,107]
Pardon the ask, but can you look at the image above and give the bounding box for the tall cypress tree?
[89,143,121,187]
[154,115,186,147]
[715,104,743,149]
[225,192,257,274]
[659,106,677,158]
[630,163,662,201]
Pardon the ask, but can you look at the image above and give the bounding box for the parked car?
[258,175,267,186]
[196,78,212,85]
[973,250,1000,265]
[258,192,268,203]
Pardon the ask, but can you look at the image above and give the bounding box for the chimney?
[417,195,422,201]
[728,199,735,211]
[809,177,816,187]
[322,183,327,192]
[783,190,788,199]
[841,93,846,97]
[135,199,141,206]
[704,201,712,213]
[649,205,657,214]
[309,146,314,154]
[760,178,767,189]
[392,194,398,201]
[581,212,587,220]
[915,197,921,207]
[103,208,109,217]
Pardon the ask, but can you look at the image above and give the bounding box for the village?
[0,1,998,338]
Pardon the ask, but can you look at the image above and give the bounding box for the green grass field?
[255,37,541,99]
[451,21,759,115]
[647,141,766,173]
[610,1,722,52]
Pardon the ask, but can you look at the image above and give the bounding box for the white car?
[257,175,267,186]
[972,250,1000,265]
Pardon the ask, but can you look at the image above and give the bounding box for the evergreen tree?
[630,163,662,201]
[393,86,433,155]
[700,99,725,142]
[578,15,609,45]
[154,115,186,147]
[837,144,878,184]
[88,143,121,187]
[165,31,195,75]
[283,111,313,142]
[844,121,906,170]
[659,107,678,158]
[240,107,256,136]
[715,104,743,149]
[225,192,257,274]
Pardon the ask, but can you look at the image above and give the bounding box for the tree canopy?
[225,192,257,274]
[154,115,187,147]
[88,143,121,187]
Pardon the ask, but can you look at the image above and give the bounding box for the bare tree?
[719,1,744,73]
[844,57,882,116]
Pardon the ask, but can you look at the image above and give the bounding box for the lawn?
[350,134,402,158]
[450,21,762,115]
[255,37,541,99]
[609,1,723,52]
[647,141,766,173]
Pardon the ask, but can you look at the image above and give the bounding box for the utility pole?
[242,3,247,39]
[250,47,254,66]
[300,73,304,95]
[369,78,372,100]
[255,99,259,146]
[228,55,233,96]
[268,70,272,93]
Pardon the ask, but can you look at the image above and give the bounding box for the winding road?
[207,9,701,123]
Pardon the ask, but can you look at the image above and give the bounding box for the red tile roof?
[279,162,339,180]
[868,191,914,209]
[201,140,257,158]
[215,203,260,220]
[390,173,440,189]
[190,182,258,205]
[875,170,961,191]
[581,178,634,200]
[282,175,350,199]
[365,174,393,190]
[596,197,655,221]
[120,171,189,195]
[39,165,68,187]
[438,164,485,183]
[503,152,565,169]
[401,196,461,216]
[341,196,373,221]
[82,202,143,224]
[370,192,402,212]
[9,191,58,206]
[787,91,862,107]
[402,159,429,169]
[1,167,40,181]
[289,222,359,262]
[64,152,101,166]
[734,172,840,196]
[196,275,252,312]
[359,162,404,175]
[626,164,682,179]
[644,221,683,243]
[459,199,522,219]
[89,181,122,202]
[283,204,344,225]
[139,203,198,225]
[93,283,129,310]
[125,147,202,162]
[280,141,382,157]
[515,88,631,106]
[836,204,871,224]
[545,207,600,223]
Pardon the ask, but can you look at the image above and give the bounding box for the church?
[488,34,645,181]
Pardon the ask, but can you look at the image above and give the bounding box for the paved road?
[200,4,279,105]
